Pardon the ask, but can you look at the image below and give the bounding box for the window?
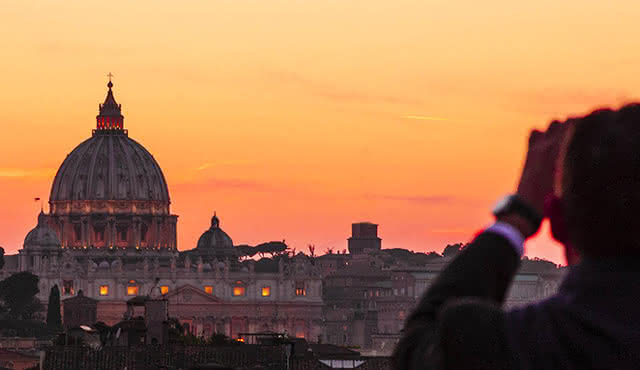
[204,286,213,295]
[261,286,271,297]
[74,224,82,242]
[127,286,139,296]
[63,280,74,295]
[94,226,105,242]
[99,285,109,296]
[160,286,169,295]
[233,286,246,296]
[295,281,306,296]
[233,282,246,296]
[141,223,148,242]
[117,225,128,242]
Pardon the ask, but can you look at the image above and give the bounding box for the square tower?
[348,222,382,254]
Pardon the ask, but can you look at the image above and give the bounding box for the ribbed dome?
[196,214,234,250]
[24,212,60,249]
[49,133,170,202]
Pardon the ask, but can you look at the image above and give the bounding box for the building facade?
[0,81,565,353]
[1,80,323,342]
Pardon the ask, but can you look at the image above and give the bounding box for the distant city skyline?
[2,1,640,264]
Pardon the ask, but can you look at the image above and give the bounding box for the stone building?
[0,80,323,342]
[0,80,565,353]
[320,223,566,355]
[63,290,98,329]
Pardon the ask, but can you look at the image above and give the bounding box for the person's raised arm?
[393,120,572,370]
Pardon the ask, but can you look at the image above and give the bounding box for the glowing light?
[127,286,139,296]
[204,286,213,295]
[160,286,169,295]
[233,286,245,296]
[261,286,271,297]
[99,285,109,296]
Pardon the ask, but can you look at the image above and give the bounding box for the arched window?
[141,223,148,242]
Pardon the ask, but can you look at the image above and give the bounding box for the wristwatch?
[492,194,543,235]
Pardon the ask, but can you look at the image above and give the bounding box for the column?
[59,218,65,247]
[105,218,112,247]
[82,217,88,247]
[133,218,140,248]
[88,217,94,247]
[173,221,178,250]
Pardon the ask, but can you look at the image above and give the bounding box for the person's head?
[549,103,640,260]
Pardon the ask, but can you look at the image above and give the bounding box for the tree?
[46,285,62,330]
[256,241,288,258]
[0,246,4,270]
[442,243,464,257]
[236,245,257,258]
[308,244,316,258]
[0,272,42,320]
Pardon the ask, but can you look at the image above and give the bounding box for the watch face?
[492,195,513,214]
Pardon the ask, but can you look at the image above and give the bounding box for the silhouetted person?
[394,104,640,370]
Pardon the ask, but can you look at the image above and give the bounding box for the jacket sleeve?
[392,231,521,370]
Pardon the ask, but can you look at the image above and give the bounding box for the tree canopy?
[0,246,4,270]
[0,271,42,320]
[236,241,289,258]
[442,243,466,257]
[47,285,62,330]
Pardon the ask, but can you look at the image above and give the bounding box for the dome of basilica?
[24,211,61,249]
[44,79,178,250]
[196,214,234,250]
[49,133,169,203]
[49,81,169,204]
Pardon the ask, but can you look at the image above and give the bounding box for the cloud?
[504,87,636,117]
[197,163,214,171]
[0,168,55,179]
[173,177,274,192]
[196,160,255,171]
[430,228,475,235]
[404,115,449,121]
[264,70,421,106]
[369,194,458,204]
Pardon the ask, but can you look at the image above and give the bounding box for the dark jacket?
[393,231,640,370]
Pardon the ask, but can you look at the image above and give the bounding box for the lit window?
[204,286,213,295]
[127,286,139,296]
[295,281,306,296]
[261,286,271,297]
[160,286,169,295]
[233,286,246,297]
[63,280,75,296]
[99,285,109,296]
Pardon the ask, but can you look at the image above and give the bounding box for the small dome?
[99,261,110,269]
[24,212,60,249]
[196,213,233,250]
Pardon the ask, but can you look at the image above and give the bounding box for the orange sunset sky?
[1,1,639,264]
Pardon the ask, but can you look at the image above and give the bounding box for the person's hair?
[562,103,640,257]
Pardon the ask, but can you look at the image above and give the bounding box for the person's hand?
[517,119,574,216]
